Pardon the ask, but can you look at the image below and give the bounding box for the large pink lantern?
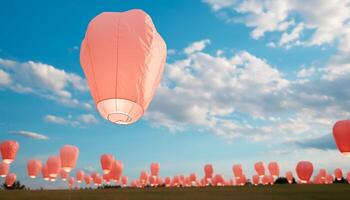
[0,162,9,177]
[1,140,19,164]
[100,154,114,174]
[150,162,160,177]
[60,145,79,172]
[46,156,61,178]
[27,159,42,178]
[332,120,350,156]
[80,9,167,125]
[296,161,313,183]
[254,162,265,177]
[5,173,16,187]
[267,161,279,178]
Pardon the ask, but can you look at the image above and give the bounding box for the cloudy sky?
[1,0,350,189]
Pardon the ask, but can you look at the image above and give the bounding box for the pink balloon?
[60,145,79,172]
[1,140,19,164]
[189,173,197,183]
[267,161,279,178]
[0,162,9,177]
[150,162,160,177]
[46,156,61,178]
[318,168,327,180]
[5,173,16,187]
[254,162,265,177]
[80,9,167,125]
[296,161,313,183]
[213,174,224,186]
[100,154,114,174]
[27,159,42,178]
[286,171,294,184]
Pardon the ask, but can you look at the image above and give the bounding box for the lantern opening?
[341,152,350,157]
[3,159,13,164]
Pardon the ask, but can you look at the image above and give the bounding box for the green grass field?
[1,185,350,200]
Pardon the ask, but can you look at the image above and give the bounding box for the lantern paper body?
[334,168,343,181]
[140,171,148,184]
[232,164,243,179]
[0,162,9,177]
[80,9,167,125]
[318,169,326,179]
[1,140,19,164]
[254,162,265,177]
[252,175,259,185]
[76,170,85,183]
[41,165,49,181]
[60,145,79,172]
[268,162,280,178]
[68,177,74,189]
[84,175,92,185]
[46,156,61,178]
[27,159,42,178]
[346,172,350,183]
[213,174,224,186]
[326,175,334,184]
[204,164,213,181]
[296,161,313,183]
[332,120,350,156]
[121,176,128,186]
[165,176,171,186]
[100,154,114,174]
[103,173,111,184]
[60,169,69,181]
[5,173,16,187]
[109,160,123,181]
[150,162,160,177]
[189,173,197,183]
[286,171,293,184]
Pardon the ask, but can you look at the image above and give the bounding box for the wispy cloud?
[44,113,98,127]
[10,130,49,140]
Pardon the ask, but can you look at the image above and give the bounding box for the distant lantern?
[318,168,327,180]
[232,164,243,179]
[333,120,350,156]
[121,176,128,186]
[80,9,167,125]
[60,145,79,172]
[252,175,259,186]
[204,164,214,182]
[84,175,92,185]
[334,168,343,181]
[0,140,19,164]
[150,162,160,177]
[346,172,350,183]
[100,154,114,174]
[5,173,16,187]
[41,164,50,181]
[254,162,265,177]
[296,161,313,183]
[46,156,61,178]
[286,171,294,184]
[27,159,42,178]
[76,170,85,183]
[140,171,148,184]
[68,177,74,189]
[60,169,69,181]
[0,162,9,177]
[268,162,280,178]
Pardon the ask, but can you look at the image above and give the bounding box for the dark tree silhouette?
[334,178,348,184]
[274,177,297,184]
[2,181,27,190]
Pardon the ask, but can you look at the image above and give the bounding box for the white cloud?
[184,39,211,54]
[44,114,71,125]
[0,58,89,107]
[10,130,49,140]
[0,69,11,86]
[296,66,315,78]
[78,114,98,124]
[44,114,98,127]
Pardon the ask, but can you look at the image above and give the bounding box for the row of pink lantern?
[0,140,19,187]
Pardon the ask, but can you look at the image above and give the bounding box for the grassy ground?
[1,184,350,200]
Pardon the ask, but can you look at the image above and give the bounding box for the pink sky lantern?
[172,176,179,187]
[333,120,350,157]
[103,173,111,184]
[254,162,265,177]
[60,145,79,172]
[76,170,85,183]
[41,164,49,181]
[164,176,171,187]
[213,174,224,186]
[286,171,294,184]
[252,175,259,186]
[318,168,327,180]
[49,174,56,182]
[5,173,16,187]
[46,156,61,178]
[296,161,313,183]
[149,175,157,186]
[84,175,91,185]
[232,164,243,179]
[346,172,350,183]
[268,161,279,178]
[189,173,197,184]
[100,154,114,174]
[262,175,269,185]
[0,162,9,177]
[140,171,148,185]
[334,168,343,181]
[91,172,99,180]
[1,140,19,164]
[60,169,69,181]
[325,174,334,184]
[204,164,214,181]
[157,177,163,186]
[121,176,128,186]
[150,162,160,177]
[80,9,167,125]
[109,160,123,182]
[68,177,74,189]
[27,159,42,178]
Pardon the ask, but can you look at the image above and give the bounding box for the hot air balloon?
[286,171,293,184]
[121,176,128,186]
[84,175,91,185]
[27,159,42,178]
[318,168,326,180]
[204,164,214,183]
[100,154,114,174]
[0,162,9,177]
[1,140,19,164]
[60,169,69,181]
[232,164,243,179]
[46,156,61,178]
[268,161,279,178]
[333,120,350,156]
[80,9,167,125]
[296,161,313,183]
[5,173,16,187]
[60,145,79,172]
[41,164,49,181]
[334,168,343,181]
[76,170,85,183]
[254,162,265,177]
[252,175,259,186]
[68,177,74,189]
[150,162,160,177]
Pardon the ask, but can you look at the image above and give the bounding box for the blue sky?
[1,0,350,189]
